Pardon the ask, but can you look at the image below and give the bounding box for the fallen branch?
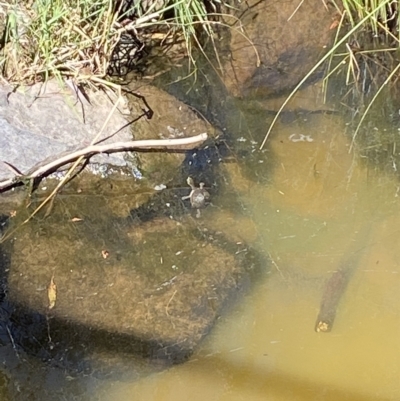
[0,133,208,191]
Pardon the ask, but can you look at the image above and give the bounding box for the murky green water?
[92,84,400,401]
[2,73,400,401]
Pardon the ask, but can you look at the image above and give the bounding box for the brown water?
[2,84,400,400]
[97,94,400,401]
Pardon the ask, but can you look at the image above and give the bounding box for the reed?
[261,0,400,148]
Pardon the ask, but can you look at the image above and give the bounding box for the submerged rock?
[124,83,219,184]
[3,205,262,363]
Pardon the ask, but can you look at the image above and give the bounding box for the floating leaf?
[48,276,57,310]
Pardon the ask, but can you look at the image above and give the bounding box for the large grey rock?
[0,80,215,192]
[0,117,67,174]
[0,81,132,181]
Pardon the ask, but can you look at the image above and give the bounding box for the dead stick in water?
[0,133,208,191]
[314,265,353,333]
[315,230,371,333]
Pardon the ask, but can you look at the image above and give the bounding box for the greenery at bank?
[0,0,399,92]
[328,0,400,87]
[328,0,400,148]
[0,0,228,88]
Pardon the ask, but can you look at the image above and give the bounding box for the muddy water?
[2,87,400,400]
[98,97,400,400]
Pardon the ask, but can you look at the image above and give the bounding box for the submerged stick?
[315,229,371,333]
[314,265,353,333]
[0,133,208,191]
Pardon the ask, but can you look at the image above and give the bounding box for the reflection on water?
[2,81,400,400]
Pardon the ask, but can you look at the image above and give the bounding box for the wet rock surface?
[124,83,219,184]
[221,0,336,98]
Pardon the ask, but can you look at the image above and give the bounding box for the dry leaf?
[101,250,109,259]
[329,19,339,30]
[48,276,57,310]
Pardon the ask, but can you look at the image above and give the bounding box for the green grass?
[1,0,119,86]
[0,0,228,87]
[261,0,400,149]
[338,0,399,36]
[328,1,400,149]
[327,0,400,90]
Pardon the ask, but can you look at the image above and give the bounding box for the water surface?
[100,87,400,401]
[2,80,400,401]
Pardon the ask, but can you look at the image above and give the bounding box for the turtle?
[182,177,210,218]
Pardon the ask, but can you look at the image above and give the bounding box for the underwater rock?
[124,83,220,184]
[4,211,261,362]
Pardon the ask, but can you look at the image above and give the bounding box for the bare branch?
[0,133,208,191]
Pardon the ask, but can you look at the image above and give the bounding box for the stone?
[0,80,133,182]
[4,207,260,359]
[124,82,218,183]
[221,0,337,98]
[0,81,215,193]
